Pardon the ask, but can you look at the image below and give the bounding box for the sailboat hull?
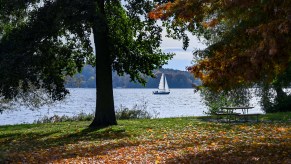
[153,91,170,95]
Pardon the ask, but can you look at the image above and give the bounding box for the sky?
[161,30,206,71]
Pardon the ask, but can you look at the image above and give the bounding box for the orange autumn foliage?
[150,0,291,90]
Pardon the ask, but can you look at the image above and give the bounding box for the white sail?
[153,73,170,94]
[158,73,165,90]
[164,76,169,91]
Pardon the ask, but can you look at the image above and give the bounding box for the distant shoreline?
[65,66,201,88]
[66,87,195,89]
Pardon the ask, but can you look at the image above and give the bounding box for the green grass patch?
[260,112,291,121]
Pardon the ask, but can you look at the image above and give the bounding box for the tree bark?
[89,0,117,128]
[274,85,287,100]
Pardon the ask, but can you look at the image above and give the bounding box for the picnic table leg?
[227,110,231,123]
[243,109,248,122]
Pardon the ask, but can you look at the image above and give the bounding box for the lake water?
[0,88,264,125]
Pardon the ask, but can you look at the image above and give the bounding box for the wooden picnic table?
[218,106,261,122]
[221,106,254,115]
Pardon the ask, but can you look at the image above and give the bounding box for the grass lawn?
[0,112,290,163]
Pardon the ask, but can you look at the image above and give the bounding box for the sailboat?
[153,73,170,94]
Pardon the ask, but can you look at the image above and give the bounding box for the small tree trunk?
[89,0,117,128]
[274,85,287,100]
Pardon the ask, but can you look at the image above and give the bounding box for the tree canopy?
[0,0,172,126]
[1,0,95,101]
[150,0,291,91]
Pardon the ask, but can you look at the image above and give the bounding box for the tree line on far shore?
[65,65,201,88]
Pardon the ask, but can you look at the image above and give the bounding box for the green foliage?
[272,95,291,112]
[116,102,159,120]
[256,65,291,113]
[0,88,56,113]
[0,98,13,114]
[257,85,291,113]
[115,107,151,120]
[260,112,291,122]
[199,87,252,115]
[33,101,159,123]
[0,0,94,102]
[34,112,94,124]
[109,0,173,85]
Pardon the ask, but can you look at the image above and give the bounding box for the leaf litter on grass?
[1,120,290,163]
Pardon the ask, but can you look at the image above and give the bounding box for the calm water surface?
[0,88,263,125]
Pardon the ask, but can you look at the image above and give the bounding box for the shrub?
[199,87,252,115]
[34,112,94,124]
[115,101,159,120]
[34,101,159,123]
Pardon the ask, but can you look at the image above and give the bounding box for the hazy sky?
[161,30,206,71]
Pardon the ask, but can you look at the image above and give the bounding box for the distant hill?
[65,65,201,88]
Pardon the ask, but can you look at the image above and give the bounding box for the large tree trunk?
[89,0,117,128]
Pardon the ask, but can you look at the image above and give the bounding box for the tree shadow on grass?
[41,137,141,163]
[0,124,40,131]
[196,116,266,124]
[0,125,131,163]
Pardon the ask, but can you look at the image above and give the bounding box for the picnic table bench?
[215,106,263,122]
[236,113,263,122]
